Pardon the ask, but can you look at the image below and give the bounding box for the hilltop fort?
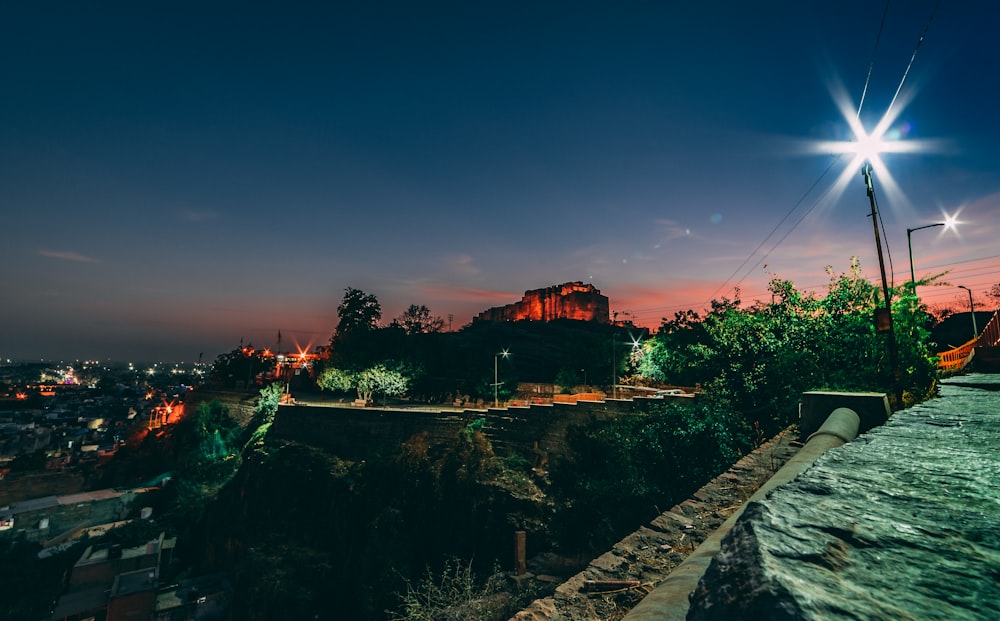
[476,281,610,323]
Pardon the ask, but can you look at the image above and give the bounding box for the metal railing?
[938,310,1000,371]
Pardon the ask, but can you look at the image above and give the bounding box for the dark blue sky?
[2,1,998,361]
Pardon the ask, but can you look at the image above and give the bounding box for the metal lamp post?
[957,285,978,340]
[494,349,509,407]
[906,222,945,292]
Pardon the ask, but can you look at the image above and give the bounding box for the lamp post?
[957,285,978,340]
[862,164,903,408]
[906,222,945,292]
[494,349,509,408]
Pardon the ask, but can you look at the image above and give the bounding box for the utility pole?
[863,164,902,408]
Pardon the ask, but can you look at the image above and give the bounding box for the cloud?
[443,254,481,276]
[37,249,101,263]
[655,218,700,241]
[417,283,517,303]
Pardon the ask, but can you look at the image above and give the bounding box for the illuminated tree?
[317,364,409,404]
[317,367,354,393]
[356,364,409,404]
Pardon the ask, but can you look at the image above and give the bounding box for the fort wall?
[476,282,610,323]
[270,396,684,464]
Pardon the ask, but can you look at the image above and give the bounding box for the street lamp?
[906,222,945,292]
[494,349,509,408]
[957,285,978,340]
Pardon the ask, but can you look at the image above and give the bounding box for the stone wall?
[270,397,673,463]
[186,390,259,426]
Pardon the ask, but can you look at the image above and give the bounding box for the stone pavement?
[685,374,1000,620]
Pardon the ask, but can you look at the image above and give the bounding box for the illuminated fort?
[475,282,610,323]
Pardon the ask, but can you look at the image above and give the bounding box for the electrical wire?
[700,155,842,306]
[857,0,892,117]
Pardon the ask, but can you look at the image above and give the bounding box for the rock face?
[476,282,609,323]
[687,375,1000,621]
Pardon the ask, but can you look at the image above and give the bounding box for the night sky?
[2,1,998,362]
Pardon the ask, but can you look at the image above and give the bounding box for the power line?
[700,156,841,307]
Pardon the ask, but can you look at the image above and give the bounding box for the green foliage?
[173,400,240,484]
[550,401,749,552]
[554,367,582,392]
[357,364,409,403]
[638,260,940,434]
[255,383,283,422]
[317,364,410,403]
[199,420,547,620]
[317,366,354,393]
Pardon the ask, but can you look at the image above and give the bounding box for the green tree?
[638,259,939,435]
[357,364,409,403]
[317,367,355,393]
[255,383,283,423]
[317,364,409,404]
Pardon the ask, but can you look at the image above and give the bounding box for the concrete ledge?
[799,391,888,442]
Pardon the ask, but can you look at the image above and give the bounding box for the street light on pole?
[957,285,978,340]
[494,349,509,408]
[906,222,945,292]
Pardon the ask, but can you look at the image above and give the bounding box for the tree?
[393,304,445,335]
[988,283,1000,305]
[357,365,409,403]
[335,288,382,339]
[255,383,284,423]
[208,344,275,390]
[330,288,384,369]
[317,364,409,404]
[317,367,354,393]
[637,259,939,435]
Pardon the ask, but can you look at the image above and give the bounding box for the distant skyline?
[2,1,998,362]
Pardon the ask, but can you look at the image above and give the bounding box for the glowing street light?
[906,222,945,292]
[494,348,510,408]
[956,285,978,340]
